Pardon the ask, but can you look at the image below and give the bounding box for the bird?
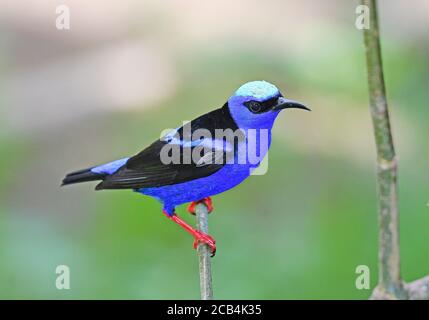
[62,80,309,256]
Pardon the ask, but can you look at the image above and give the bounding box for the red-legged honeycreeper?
[62,81,310,256]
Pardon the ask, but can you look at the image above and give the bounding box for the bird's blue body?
[140,131,272,215]
[93,81,279,215]
[63,81,309,254]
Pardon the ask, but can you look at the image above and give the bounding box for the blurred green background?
[0,0,428,299]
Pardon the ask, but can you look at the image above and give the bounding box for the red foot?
[192,231,216,257]
[188,197,214,215]
[165,211,217,257]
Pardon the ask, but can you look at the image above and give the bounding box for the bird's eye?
[246,101,262,113]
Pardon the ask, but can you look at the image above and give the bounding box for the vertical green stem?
[362,0,406,299]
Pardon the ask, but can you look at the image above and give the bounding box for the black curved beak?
[273,97,311,111]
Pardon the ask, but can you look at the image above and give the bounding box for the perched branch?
[195,203,214,300]
[362,0,406,299]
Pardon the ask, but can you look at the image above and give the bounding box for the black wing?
[96,103,239,190]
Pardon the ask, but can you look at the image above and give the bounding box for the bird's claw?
[193,231,216,257]
[188,197,214,215]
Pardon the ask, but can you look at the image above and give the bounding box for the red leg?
[164,211,216,256]
[187,197,214,215]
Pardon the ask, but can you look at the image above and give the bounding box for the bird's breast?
[233,128,272,166]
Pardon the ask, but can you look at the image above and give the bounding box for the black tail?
[61,167,105,186]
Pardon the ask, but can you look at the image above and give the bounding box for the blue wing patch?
[91,158,129,175]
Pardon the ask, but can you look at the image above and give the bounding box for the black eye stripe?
[263,97,279,109]
[244,97,279,114]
